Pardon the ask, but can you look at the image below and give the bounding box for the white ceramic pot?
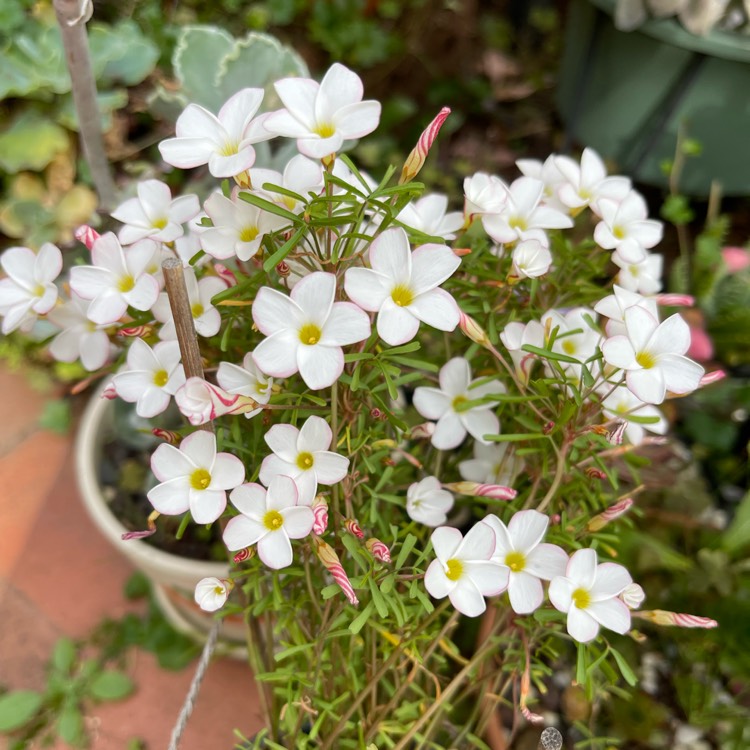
[75,388,245,645]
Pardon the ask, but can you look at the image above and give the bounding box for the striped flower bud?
[175,377,261,425]
[365,538,391,563]
[588,497,634,532]
[459,311,491,349]
[314,538,359,605]
[442,481,517,500]
[312,497,329,536]
[399,107,451,185]
[344,518,364,539]
[634,610,718,628]
[233,547,256,563]
[74,224,101,250]
[151,427,181,445]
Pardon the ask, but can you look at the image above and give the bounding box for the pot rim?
[590,0,750,63]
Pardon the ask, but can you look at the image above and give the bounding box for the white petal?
[208,148,257,178]
[87,291,127,325]
[319,63,364,112]
[587,598,631,634]
[461,409,499,444]
[548,576,574,612]
[626,368,666,405]
[507,509,548,553]
[567,605,600,643]
[465,561,509,596]
[439,357,471,396]
[369,228,412,284]
[319,302,370,346]
[229,482,268,517]
[344,267,390,312]
[147,478,190,515]
[408,288,460,333]
[413,387,451,420]
[567,549,598,588]
[525,543,568,580]
[449,579,486,617]
[223,514,266,550]
[264,423,300,462]
[297,343,344,390]
[624,305,659,352]
[455,520,496,560]
[299,416,333,452]
[482,514,513,559]
[265,474,299,510]
[431,411,466,450]
[291,271,335,324]
[159,137,216,169]
[280,506,314,539]
[253,287,304,335]
[136,387,170,418]
[258,530,293,569]
[150,443,195,481]
[660,354,704,395]
[190,488,226,524]
[431,526,463,564]
[274,78,319,132]
[602,336,637,370]
[650,313,691,356]
[409,244,461,295]
[424,560,454,599]
[175,103,222,141]
[123,274,160,312]
[312,451,349,485]
[590,562,632,600]
[508,572,544,613]
[259,453,298,488]
[209,453,245,490]
[333,100,381,140]
[376,299,420,346]
[218,88,264,138]
[253,330,300,378]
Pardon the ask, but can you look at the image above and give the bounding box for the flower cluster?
[0,60,720,740]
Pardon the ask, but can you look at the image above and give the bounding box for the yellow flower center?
[153,369,168,387]
[221,141,239,156]
[452,395,468,411]
[445,558,463,581]
[314,123,336,138]
[391,284,414,307]
[118,275,135,293]
[296,451,314,470]
[213,584,225,595]
[628,265,640,276]
[190,468,211,490]
[191,303,205,318]
[33,284,46,298]
[504,550,526,573]
[636,351,656,369]
[239,226,259,243]
[572,588,591,610]
[256,382,268,394]
[153,217,168,230]
[562,340,576,355]
[508,216,528,231]
[263,510,284,531]
[613,226,625,240]
[298,323,322,346]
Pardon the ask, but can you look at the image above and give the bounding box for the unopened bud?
[214,263,238,286]
[117,325,153,338]
[122,510,159,540]
[276,261,291,277]
[344,518,365,539]
[409,422,436,440]
[634,610,718,629]
[585,468,607,481]
[620,582,645,609]
[655,293,694,307]
[443,481,517,500]
[700,370,726,387]
[543,421,555,435]
[399,106,451,184]
[74,224,101,250]
[588,497,634,531]
[312,497,329,535]
[365,538,391,563]
[233,547,256,563]
[459,311,491,348]
[152,427,181,445]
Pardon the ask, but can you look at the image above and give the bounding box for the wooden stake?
[162,258,214,433]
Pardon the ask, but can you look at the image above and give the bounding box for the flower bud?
[459,311,491,349]
[442,481,517,500]
[312,496,329,536]
[151,427,181,445]
[344,517,364,539]
[399,106,451,185]
[314,538,359,605]
[634,610,718,628]
[620,582,645,609]
[175,377,261,425]
[365,538,391,563]
[74,224,101,250]
[233,547,256,563]
[588,497,634,532]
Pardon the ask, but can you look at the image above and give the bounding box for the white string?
[167,620,221,750]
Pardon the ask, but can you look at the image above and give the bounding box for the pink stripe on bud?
[399,107,451,185]
[365,538,391,563]
[634,610,717,628]
[700,370,726,387]
[117,325,153,338]
[443,481,517,500]
[312,497,329,536]
[459,311,491,349]
[655,293,694,307]
[585,468,607,480]
[233,547,256,563]
[122,510,159,540]
[314,539,359,605]
[520,705,544,725]
[344,518,364,539]
[74,224,101,250]
[214,263,237,287]
[175,377,261,425]
[101,381,117,400]
[608,420,627,446]
[588,497,634,531]
[152,427,181,445]
[409,422,436,440]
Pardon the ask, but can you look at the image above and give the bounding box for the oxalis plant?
[0,63,723,748]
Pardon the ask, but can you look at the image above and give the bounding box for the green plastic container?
[557,0,750,196]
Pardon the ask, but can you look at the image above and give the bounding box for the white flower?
[406,476,454,527]
[510,238,552,279]
[152,269,225,340]
[344,227,460,346]
[463,172,508,222]
[259,415,349,505]
[111,339,186,418]
[0,244,62,334]
[111,180,200,245]
[69,234,160,325]
[223,475,314,569]
[250,154,324,214]
[216,352,273,419]
[396,194,464,240]
[516,155,568,212]
[549,548,633,643]
[594,192,663,262]
[201,188,288,261]
[424,522,506,617]
[147,430,245,524]
[620,582,645,609]
[459,441,521,487]
[601,306,704,404]
[482,177,573,245]
[158,88,273,178]
[483,510,568,614]
[554,148,631,215]
[194,577,232,612]
[47,292,113,371]
[499,320,545,380]
[613,248,663,294]
[252,272,370,390]
[541,307,602,381]
[594,285,659,337]
[413,357,505,450]
[264,63,381,159]
[601,384,668,445]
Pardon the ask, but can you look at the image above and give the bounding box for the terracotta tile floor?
[0,366,264,749]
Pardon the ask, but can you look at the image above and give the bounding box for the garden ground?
[0,364,264,749]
